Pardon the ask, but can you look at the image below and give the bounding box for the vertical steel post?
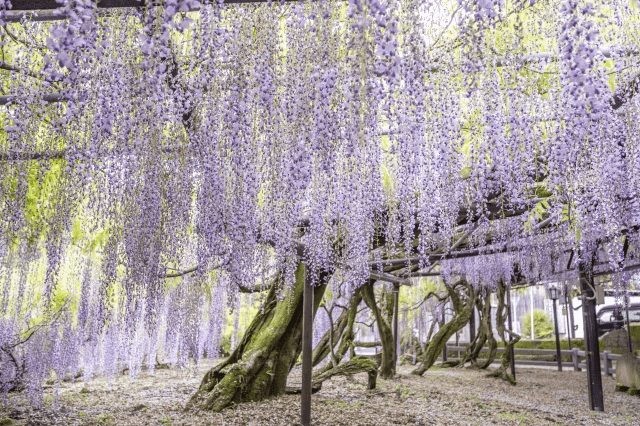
[530,286,535,339]
[568,289,576,340]
[301,266,314,426]
[393,284,399,365]
[625,287,633,353]
[441,307,447,362]
[564,283,573,350]
[579,260,604,411]
[469,306,476,347]
[507,287,516,380]
[552,297,562,372]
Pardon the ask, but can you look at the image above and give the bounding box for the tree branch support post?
[552,296,562,372]
[507,287,515,380]
[625,286,633,353]
[393,284,399,364]
[564,283,573,350]
[579,260,604,411]
[568,285,576,340]
[441,307,447,362]
[469,306,476,357]
[301,268,314,426]
[530,286,535,339]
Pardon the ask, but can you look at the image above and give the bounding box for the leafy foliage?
[521,309,554,339]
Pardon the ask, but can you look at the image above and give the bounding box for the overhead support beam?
[8,0,283,10]
[11,0,144,8]
[419,224,481,277]
[369,247,498,268]
[369,271,411,286]
[0,94,65,106]
[3,10,66,22]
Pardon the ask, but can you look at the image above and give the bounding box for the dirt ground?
[1,362,639,425]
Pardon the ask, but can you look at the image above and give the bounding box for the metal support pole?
[625,287,633,353]
[507,287,516,380]
[530,286,535,339]
[469,306,476,347]
[568,288,576,340]
[301,268,314,426]
[564,283,573,350]
[552,298,563,372]
[579,261,604,412]
[393,285,399,365]
[441,307,447,362]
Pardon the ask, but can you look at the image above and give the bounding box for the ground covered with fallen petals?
[1,363,639,425]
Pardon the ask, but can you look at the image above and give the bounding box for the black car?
[596,304,640,337]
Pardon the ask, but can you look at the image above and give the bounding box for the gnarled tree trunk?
[487,280,520,384]
[312,303,350,367]
[361,281,396,378]
[315,289,362,375]
[468,290,497,369]
[187,262,327,411]
[411,280,477,376]
[442,290,496,369]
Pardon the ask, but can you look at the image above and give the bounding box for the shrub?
[521,309,554,339]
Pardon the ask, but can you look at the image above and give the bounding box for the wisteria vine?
[0,0,639,402]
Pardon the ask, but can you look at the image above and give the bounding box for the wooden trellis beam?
[8,0,285,10]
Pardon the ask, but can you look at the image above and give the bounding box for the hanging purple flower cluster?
[0,0,639,399]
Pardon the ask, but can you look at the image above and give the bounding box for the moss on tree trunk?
[313,356,378,389]
[411,280,477,376]
[487,280,520,384]
[361,282,396,379]
[469,291,497,370]
[187,262,327,412]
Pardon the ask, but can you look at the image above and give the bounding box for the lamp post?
[548,285,562,372]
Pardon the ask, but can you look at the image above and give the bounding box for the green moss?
[616,383,629,392]
[627,387,640,396]
[630,324,640,342]
[204,366,247,411]
[349,356,378,370]
[244,362,274,402]
[0,419,14,426]
[244,264,304,355]
[96,413,113,424]
[495,412,531,422]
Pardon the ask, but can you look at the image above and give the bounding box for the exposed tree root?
[313,356,378,389]
[186,263,328,412]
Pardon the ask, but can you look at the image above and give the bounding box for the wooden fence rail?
[440,345,621,376]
